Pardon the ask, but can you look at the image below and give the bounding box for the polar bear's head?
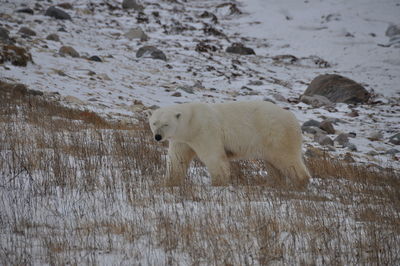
[148,108,181,142]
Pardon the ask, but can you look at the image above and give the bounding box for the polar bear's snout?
[155,134,162,141]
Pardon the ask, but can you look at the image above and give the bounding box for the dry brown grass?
[0,81,399,265]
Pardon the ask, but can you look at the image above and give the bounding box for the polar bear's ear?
[175,113,181,119]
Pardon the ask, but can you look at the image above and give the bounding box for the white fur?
[149,101,310,187]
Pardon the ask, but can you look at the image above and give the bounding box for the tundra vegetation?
[0,85,399,265]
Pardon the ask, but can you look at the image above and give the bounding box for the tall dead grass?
[0,81,399,265]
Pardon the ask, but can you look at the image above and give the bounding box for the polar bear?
[148,101,310,187]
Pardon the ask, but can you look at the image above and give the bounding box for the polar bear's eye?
[163,124,169,127]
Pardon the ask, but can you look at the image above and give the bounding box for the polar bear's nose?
[155,134,162,141]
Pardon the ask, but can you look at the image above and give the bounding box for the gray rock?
[386,24,400,37]
[45,6,71,20]
[16,8,34,15]
[248,80,263,86]
[124,27,148,41]
[226,43,255,55]
[18,27,36,36]
[344,142,357,151]
[303,74,370,104]
[334,133,349,146]
[368,131,383,141]
[272,93,286,102]
[122,0,144,11]
[136,46,167,61]
[314,134,334,146]
[177,86,194,94]
[367,150,379,156]
[319,120,335,134]
[300,94,334,107]
[46,33,60,42]
[263,97,276,104]
[89,55,102,62]
[302,126,325,135]
[389,133,400,145]
[0,27,11,43]
[386,148,399,155]
[59,46,80,57]
[303,119,320,128]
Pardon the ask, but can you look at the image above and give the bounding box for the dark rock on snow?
[302,119,320,128]
[136,46,167,61]
[389,133,400,145]
[226,43,255,55]
[0,45,33,66]
[45,6,72,20]
[314,134,334,146]
[303,74,370,104]
[0,27,11,43]
[122,0,144,11]
[89,55,102,62]
[319,120,335,134]
[385,24,400,37]
[334,133,349,146]
[59,46,80,57]
[16,8,34,15]
[46,33,60,42]
[18,27,36,37]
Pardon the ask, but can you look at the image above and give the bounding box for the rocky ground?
[1,0,400,169]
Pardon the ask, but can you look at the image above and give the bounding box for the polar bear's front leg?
[195,148,231,186]
[166,141,195,186]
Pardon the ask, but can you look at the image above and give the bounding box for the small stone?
[64,95,84,105]
[248,80,263,86]
[344,142,357,151]
[57,3,73,9]
[171,92,181,97]
[334,133,349,146]
[303,119,320,128]
[302,126,326,135]
[89,55,102,62]
[300,95,333,108]
[367,150,379,156]
[59,46,80,57]
[314,134,334,146]
[18,27,36,36]
[0,27,11,43]
[46,33,60,42]
[136,46,167,61]
[124,27,149,41]
[386,24,400,37]
[346,109,359,117]
[386,148,399,155]
[348,132,357,138]
[122,0,144,11]
[389,133,400,145]
[45,6,72,20]
[368,131,383,141]
[226,43,255,55]
[16,8,34,15]
[272,93,287,102]
[319,120,335,134]
[177,86,194,94]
